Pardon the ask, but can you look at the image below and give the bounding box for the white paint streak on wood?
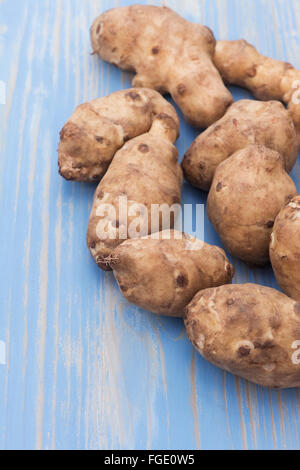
[88,290,101,449]
[245,382,258,449]
[35,132,51,449]
[3,7,29,131]
[52,0,63,87]
[190,351,201,450]
[268,390,278,449]
[50,0,71,450]
[99,277,132,449]
[149,316,171,447]
[22,106,42,414]
[235,378,248,450]
[17,2,53,449]
[258,386,268,445]
[13,6,39,218]
[50,181,63,450]
[64,0,71,91]
[222,372,234,449]
[3,291,12,448]
[144,331,161,450]
[74,0,82,105]
[0,7,29,210]
[81,1,90,103]
[276,391,287,449]
[39,0,50,62]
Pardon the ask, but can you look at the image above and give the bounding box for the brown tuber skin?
[184,283,300,389]
[207,145,297,266]
[214,40,300,145]
[109,230,234,317]
[58,88,179,182]
[270,196,300,301]
[90,5,233,128]
[86,114,183,271]
[182,100,298,191]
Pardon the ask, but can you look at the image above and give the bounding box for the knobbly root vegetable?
[182,100,298,191]
[214,40,300,145]
[90,5,233,128]
[109,230,234,317]
[207,145,297,266]
[86,114,183,271]
[270,196,300,301]
[58,88,179,182]
[184,283,300,389]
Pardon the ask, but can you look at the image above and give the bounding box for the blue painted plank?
[0,0,300,450]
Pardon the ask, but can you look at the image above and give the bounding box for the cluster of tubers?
[58,5,300,389]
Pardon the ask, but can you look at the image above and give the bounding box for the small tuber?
[184,283,300,389]
[207,145,297,266]
[58,88,179,182]
[110,230,234,317]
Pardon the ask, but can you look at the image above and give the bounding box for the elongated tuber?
[90,5,233,128]
[214,40,300,144]
[87,114,182,270]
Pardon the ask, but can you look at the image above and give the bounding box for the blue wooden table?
[1,0,300,450]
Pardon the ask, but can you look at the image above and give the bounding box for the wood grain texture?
[0,0,300,450]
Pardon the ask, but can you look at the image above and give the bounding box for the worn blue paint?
[0,0,300,450]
